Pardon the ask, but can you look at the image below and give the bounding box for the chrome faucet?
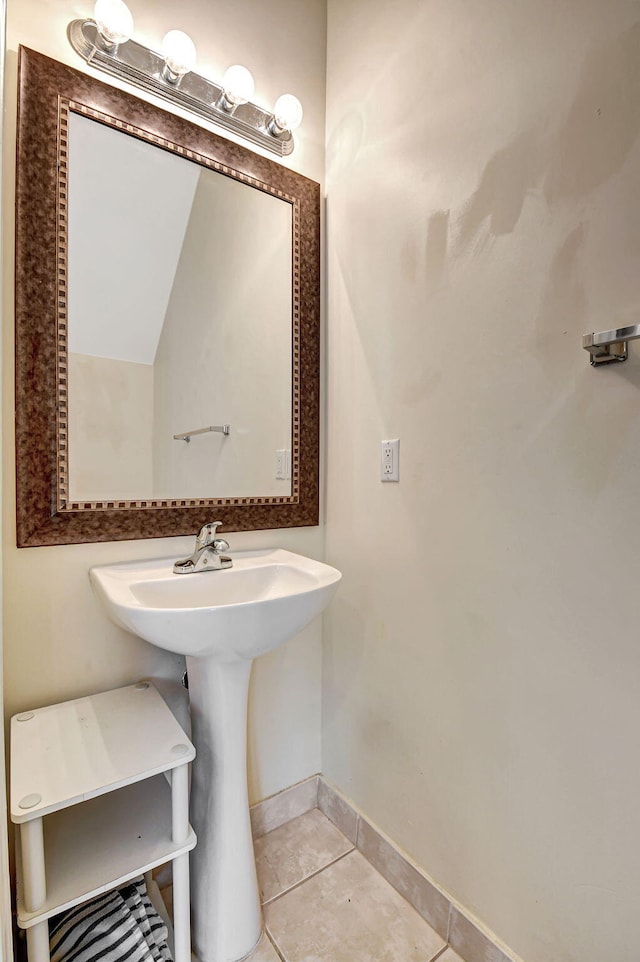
[173,521,233,574]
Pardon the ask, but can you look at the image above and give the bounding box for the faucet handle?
[196,521,223,550]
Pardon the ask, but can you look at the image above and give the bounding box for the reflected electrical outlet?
[276,449,291,480]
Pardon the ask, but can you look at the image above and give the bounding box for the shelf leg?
[21,818,46,912]
[171,763,189,845]
[171,763,191,962]
[26,922,50,962]
[20,818,49,962]
[172,853,191,962]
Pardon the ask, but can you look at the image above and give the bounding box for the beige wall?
[153,169,292,500]
[3,0,326,805]
[324,3,640,962]
[68,353,154,502]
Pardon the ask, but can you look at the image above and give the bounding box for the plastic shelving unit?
[10,682,196,962]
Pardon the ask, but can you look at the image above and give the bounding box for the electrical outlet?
[380,439,399,482]
[276,449,291,480]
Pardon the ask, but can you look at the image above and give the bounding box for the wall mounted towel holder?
[173,425,231,443]
[582,325,640,366]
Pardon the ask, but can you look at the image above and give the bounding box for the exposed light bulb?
[272,94,303,133]
[94,0,133,46]
[161,30,196,82]
[221,65,255,107]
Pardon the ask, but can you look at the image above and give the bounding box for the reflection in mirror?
[15,48,319,546]
[66,111,292,503]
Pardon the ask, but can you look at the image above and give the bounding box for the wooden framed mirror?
[15,47,320,546]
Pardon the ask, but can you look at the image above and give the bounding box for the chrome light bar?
[67,19,295,157]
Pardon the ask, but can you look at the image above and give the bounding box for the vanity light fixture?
[268,94,304,136]
[161,30,197,84]
[67,3,302,156]
[93,0,133,48]
[218,65,255,112]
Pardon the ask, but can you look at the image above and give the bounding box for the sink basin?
[90,548,341,661]
[90,547,341,962]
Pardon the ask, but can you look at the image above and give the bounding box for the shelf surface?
[16,774,196,928]
[11,682,195,823]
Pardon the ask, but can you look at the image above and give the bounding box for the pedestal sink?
[90,548,341,962]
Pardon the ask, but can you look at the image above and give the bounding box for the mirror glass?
[66,111,293,503]
[15,47,319,547]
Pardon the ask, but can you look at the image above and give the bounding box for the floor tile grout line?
[300,790,517,962]
[430,945,451,962]
[261,845,356,907]
[265,928,287,962]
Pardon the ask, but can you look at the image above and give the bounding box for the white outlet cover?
[276,449,291,480]
[380,439,399,482]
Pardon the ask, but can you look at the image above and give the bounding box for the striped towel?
[50,877,173,962]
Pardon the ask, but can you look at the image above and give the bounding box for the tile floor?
[172,808,468,962]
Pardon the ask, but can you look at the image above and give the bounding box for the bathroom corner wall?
[324,3,640,962]
[2,0,326,805]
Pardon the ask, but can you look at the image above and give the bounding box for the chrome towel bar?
[173,425,230,442]
[583,325,640,366]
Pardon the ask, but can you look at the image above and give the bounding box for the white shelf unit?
[10,683,196,962]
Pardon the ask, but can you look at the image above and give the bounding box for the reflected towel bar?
[174,425,230,443]
[582,325,640,366]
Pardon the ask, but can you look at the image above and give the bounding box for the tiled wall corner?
[249,775,524,962]
[316,776,358,844]
[356,816,450,940]
[448,906,524,962]
[315,777,523,962]
[250,775,319,839]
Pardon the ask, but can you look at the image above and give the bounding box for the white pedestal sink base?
[187,656,262,962]
[89,549,342,962]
